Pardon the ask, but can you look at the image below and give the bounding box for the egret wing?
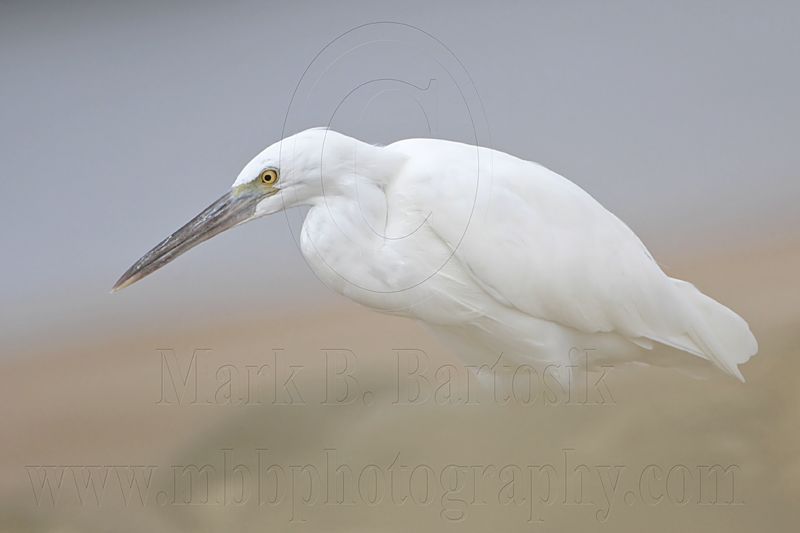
[389,139,756,379]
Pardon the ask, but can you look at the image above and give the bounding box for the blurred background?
[1,1,798,531]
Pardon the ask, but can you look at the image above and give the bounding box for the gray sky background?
[1,0,798,356]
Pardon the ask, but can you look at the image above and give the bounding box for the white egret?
[113,129,757,381]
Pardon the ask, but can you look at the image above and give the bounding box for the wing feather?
[388,138,757,379]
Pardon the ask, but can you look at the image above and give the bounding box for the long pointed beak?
[112,189,265,292]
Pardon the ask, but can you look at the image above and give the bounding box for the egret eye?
[259,168,279,185]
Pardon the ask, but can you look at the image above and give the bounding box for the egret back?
[383,137,757,380]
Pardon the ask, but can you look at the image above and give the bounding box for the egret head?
[111,128,394,292]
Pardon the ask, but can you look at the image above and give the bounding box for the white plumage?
[116,128,758,381]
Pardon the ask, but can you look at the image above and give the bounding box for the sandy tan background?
[1,234,798,532]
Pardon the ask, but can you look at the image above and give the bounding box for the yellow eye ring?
[259,168,279,185]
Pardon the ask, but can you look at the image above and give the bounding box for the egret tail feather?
[652,279,757,382]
